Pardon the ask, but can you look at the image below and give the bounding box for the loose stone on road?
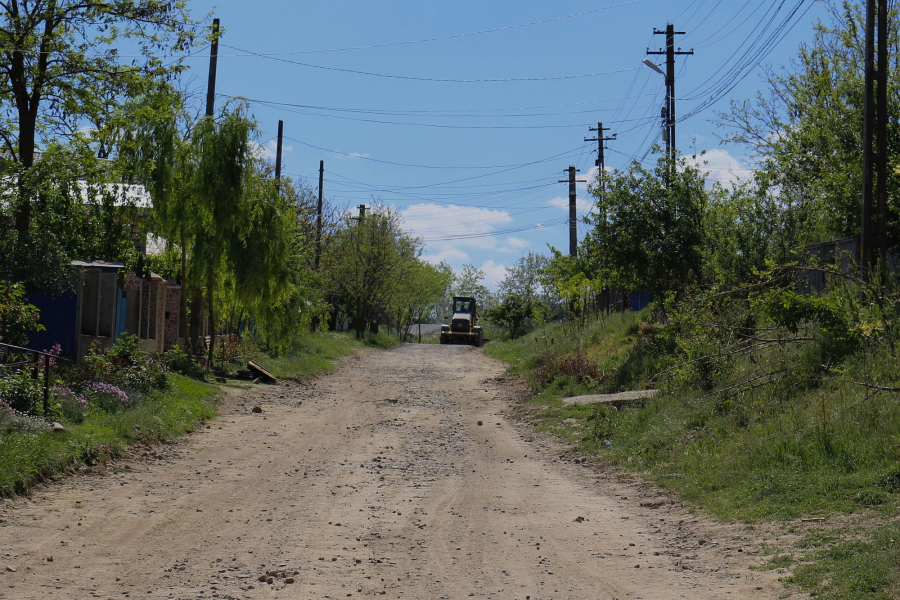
[0,345,783,599]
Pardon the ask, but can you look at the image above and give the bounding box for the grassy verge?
[0,330,382,497]
[254,331,398,380]
[0,373,217,496]
[486,313,900,599]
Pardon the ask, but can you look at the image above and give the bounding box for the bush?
[81,382,131,413]
[0,367,43,414]
[0,281,43,346]
[160,346,207,380]
[80,335,169,392]
[53,385,88,423]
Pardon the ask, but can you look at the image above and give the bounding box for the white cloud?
[684,149,752,187]
[401,203,535,283]
[480,260,508,289]
[250,139,293,161]
[421,247,470,265]
[333,151,370,161]
[401,203,513,246]
[502,236,530,249]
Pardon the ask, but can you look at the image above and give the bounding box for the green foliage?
[254,332,364,381]
[484,293,548,340]
[322,206,422,339]
[718,2,900,248]
[160,347,208,381]
[0,373,217,497]
[0,282,43,346]
[78,335,169,394]
[587,154,706,297]
[0,368,44,415]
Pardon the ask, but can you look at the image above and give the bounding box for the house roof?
[71,260,126,269]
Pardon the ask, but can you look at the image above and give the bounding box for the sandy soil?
[0,345,788,599]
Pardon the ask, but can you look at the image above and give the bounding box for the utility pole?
[205,18,220,118]
[357,204,367,221]
[315,160,324,270]
[275,120,283,182]
[558,166,587,257]
[197,17,220,366]
[647,24,693,165]
[585,122,616,198]
[876,0,888,264]
[585,123,616,313]
[863,0,890,272]
[862,0,876,271]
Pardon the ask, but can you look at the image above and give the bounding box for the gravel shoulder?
[0,345,788,599]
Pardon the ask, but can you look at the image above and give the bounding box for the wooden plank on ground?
[247,361,278,383]
[560,390,659,406]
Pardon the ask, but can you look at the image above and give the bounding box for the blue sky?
[185,0,830,288]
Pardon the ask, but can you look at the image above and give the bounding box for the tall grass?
[0,374,217,496]
[486,309,667,397]
[489,309,900,599]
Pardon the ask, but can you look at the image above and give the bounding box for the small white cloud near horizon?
[333,151,371,161]
[685,149,752,187]
[401,203,535,287]
[250,139,293,161]
[480,260,508,290]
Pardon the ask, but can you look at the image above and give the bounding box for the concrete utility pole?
[861,0,890,273]
[647,24,693,165]
[275,120,284,182]
[559,166,587,257]
[315,160,324,270]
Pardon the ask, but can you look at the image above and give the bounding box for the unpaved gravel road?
[0,345,786,599]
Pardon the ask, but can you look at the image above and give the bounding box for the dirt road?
[0,345,786,599]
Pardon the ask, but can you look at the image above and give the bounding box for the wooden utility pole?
[188,18,221,357]
[559,166,587,257]
[585,122,616,198]
[647,24,693,166]
[862,0,876,271]
[275,120,284,182]
[585,123,616,313]
[315,160,324,270]
[861,0,890,273]
[205,18,220,118]
[202,17,221,367]
[876,0,889,266]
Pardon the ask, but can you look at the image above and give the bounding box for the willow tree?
[188,105,255,363]
[0,0,198,235]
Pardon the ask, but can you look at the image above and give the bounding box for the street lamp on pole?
[642,58,669,159]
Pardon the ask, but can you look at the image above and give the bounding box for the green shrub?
[0,367,43,414]
[79,334,168,392]
[161,346,208,380]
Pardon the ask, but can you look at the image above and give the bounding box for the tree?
[322,206,421,339]
[0,0,198,235]
[390,259,452,342]
[587,154,707,299]
[484,293,545,340]
[717,1,899,248]
[497,252,551,304]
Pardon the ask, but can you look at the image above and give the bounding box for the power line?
[223,1,640,55]
[219,43,639,84]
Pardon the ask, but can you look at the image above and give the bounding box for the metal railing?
[0,342,70,413]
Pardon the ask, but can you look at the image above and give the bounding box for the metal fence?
[0,342,69,413]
